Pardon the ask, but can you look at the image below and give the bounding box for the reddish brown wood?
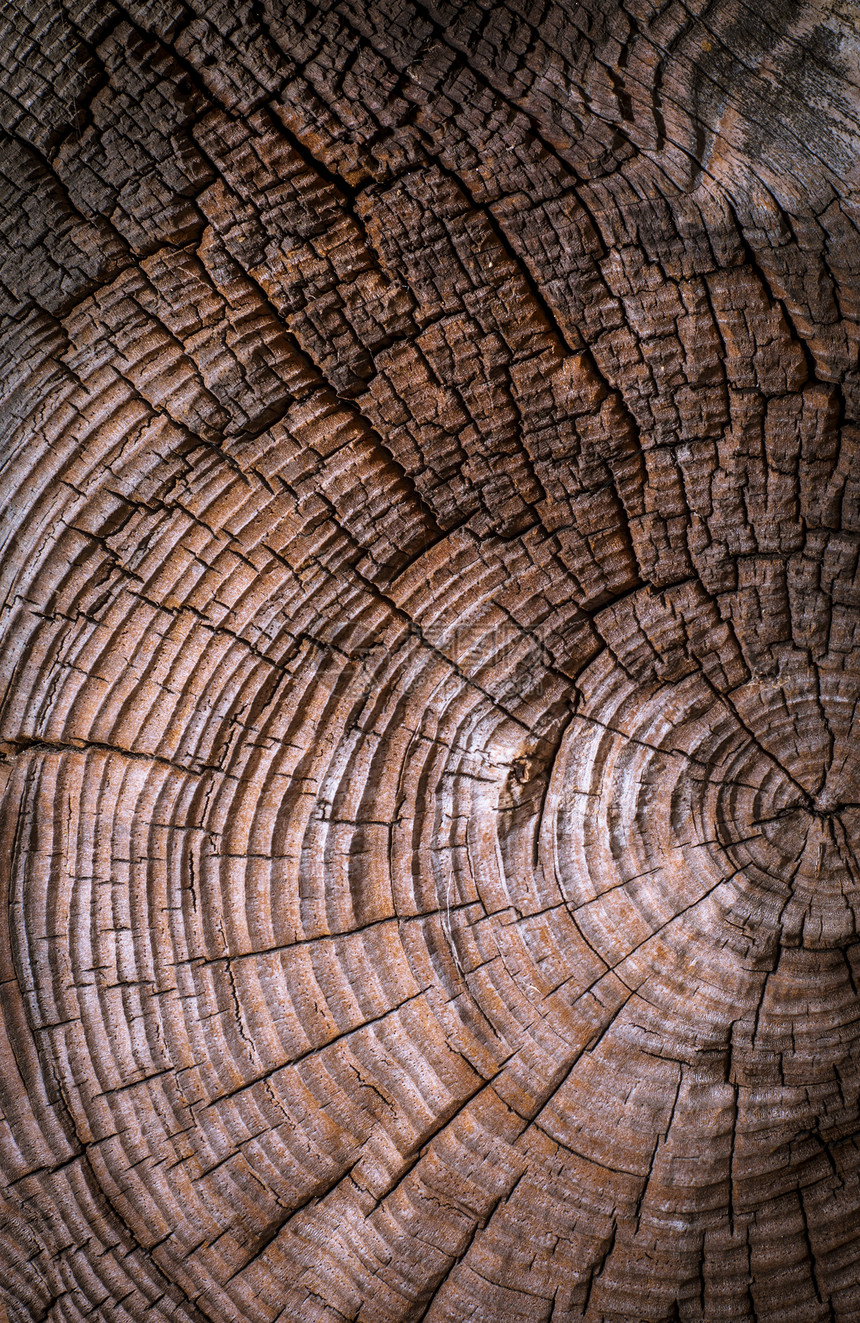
[1,2,860,1319]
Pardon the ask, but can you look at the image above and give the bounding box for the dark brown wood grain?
[1,2,859,1319]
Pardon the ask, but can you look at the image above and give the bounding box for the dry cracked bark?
[1,0,859,1319]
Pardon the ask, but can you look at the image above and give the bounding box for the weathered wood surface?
[1,1,859,1319]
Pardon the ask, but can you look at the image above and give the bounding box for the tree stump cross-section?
[1,1,860,1320]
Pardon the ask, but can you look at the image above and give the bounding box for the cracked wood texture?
[1,0,860,1320]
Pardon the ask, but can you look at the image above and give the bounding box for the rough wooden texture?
[1,1,859,1319]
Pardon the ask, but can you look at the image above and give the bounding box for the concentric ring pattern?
[2,1,860,1320]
